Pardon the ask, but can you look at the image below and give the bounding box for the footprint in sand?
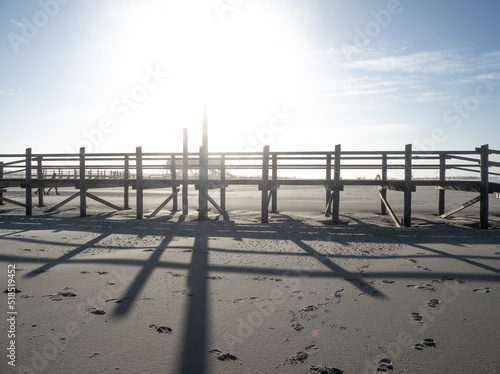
[209,349,238,361]
[407,284,435,292]
[291,319,304,331]
[88,308,106,315]
[309,365,346,373]
[408,258,418,264]
[411,312,423,323]
[376,358,393,372]
[427,299,441,308]
[382,280,395,284]
[285,351,308,365]
[413,338,436,350]
[149,324,173,334]
[473,287,491,293]
[305,345,318,351]
[416,265,432,272]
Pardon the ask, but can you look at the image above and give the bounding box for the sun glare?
[99,1,309,148]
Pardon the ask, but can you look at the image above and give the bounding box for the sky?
[1,0,499,156]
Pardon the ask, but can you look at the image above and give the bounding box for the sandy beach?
[1,186,500,373]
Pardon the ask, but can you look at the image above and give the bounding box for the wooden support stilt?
[136,147,143,219]
[0,162,4,205]
[204,191,229,221]
[380,153,387,215]
[2,197,26,208]
[261,145,269,223]
[479,144,489,229]
[182,128,189,216]
[440,195,480,219]
[25,148,32,216]
[438,154,446,216]
[198,145,209,220]
[37,156,44,207]
[171,155,178,211]
[403,144,412,227]
[220,155,226,213]
[378,188,401,227]
[149,188,179,218]
[46,192,79,213]
[79,148,86,217]
[332,144,341,224]
[271,153,278,213]
[325,153,331,215]
[124,155,130,209]
[86,192,123,211]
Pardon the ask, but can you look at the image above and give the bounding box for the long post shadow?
[180,234,209,374]
[293,238,385,297]
[24,233,110,277]
[113,234,173,317]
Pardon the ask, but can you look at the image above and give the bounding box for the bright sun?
[98,1,309,150]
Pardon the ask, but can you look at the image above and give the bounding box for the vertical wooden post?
[171,155,178,211]
[136,147,143,219]
[124,155,130,209]
[271,153,278,213]
[79,147,86,217]
[380,153,387,215]
[438,154,446,216]
[0,162,4,205]
[332,144,341,224]
[404,144,412,227]
[479,144,489,229]
[261,146,269,223]
[326,153,332,214]
[37,155,44,207]
[198,146,208,220]
[25,148,33,216]
[182,128,188,216]
[220,155,226,213]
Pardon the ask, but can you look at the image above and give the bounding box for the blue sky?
[1,0,499,156]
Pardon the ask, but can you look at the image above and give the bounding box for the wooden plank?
[0,162,3,205]
[198,145,209,220]
[45,192,80,213]
[86,192,123,211]
[380,153,387,215]
[1,197,26,208]
[438,154,446,216]
[149,188,179,218]
[378,189,401,228]
[403,144,412,227]
[440,195,481,219]
[220,155,226,213]
[79,148,86,217]
[124,155,130,209]
[37,155,44,207]
[171,155,178,211]
[136,147,143,219]
[182,128,188,216]
[324,192,333,217]
[204,191,229,221]
[261,145,269,223]
[479,144,489,229]
[325,153,331,215]
[332,144,341,224]
[25,148,32,216]
[271,153,278,213]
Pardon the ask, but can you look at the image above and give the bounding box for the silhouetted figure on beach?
[46,172,60,195]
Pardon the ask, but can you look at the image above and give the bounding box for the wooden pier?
[1,140,499,229]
